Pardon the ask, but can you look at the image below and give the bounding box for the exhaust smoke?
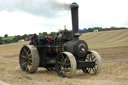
[0,0,80,36]
[0,0,71,17]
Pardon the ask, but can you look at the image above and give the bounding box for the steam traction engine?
[19,2,101,77]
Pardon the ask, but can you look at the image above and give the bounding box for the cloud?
[0,0,71,18]
[0,0,128,36]
[0,10,72,36]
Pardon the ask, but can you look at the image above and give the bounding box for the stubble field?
[0,29,128,85]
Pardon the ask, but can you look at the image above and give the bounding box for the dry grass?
[0,30,128,85]
[80,29,128,49]
[0,46,128,85]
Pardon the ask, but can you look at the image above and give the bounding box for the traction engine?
[19,2,101,77]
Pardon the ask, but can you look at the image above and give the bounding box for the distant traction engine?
[19,2,101,77]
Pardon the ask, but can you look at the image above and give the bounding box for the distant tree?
[87,26,128,32]
[49,32,56,36]
[0,37,2,44]
[22,34,28,39]
[0,37,2,41]
[83,28,88,30]
[93,27,103,31]
[27,34,33,37]
[88,28,94,32]
[120,27,127,29]
[4,34,8,38]
[13,35,23,42]
[42,32,48,36]
[39,32,42,36]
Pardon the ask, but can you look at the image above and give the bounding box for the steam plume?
[0,0,71,17]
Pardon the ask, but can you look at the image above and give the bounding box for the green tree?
[88,28,94,32]
[13,35,22,42]
[0,37,2,44]
[27,34,33,37]
[93,27,103,31]
[22,34,28,39]
[83,28,88,30]
[42,32,48,36]
[0,37,2,41]
[39,32,42,36]
[4,34,8,38]
[49,32,56,36]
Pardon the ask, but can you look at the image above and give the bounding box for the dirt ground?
[0,42,128,85]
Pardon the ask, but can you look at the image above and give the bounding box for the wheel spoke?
[61,67,71,73]
[88,54,91,61]
[65,63,70,66]
[28,65,32,71]
[92,56,96,61]
[86,55,90,61]
[57,61,63,65]
[60,67,65,73]
[28,53,31,57]
[25,66,28,72]
[90,54,93,61]
[92,68,96,73]
[21,55,27,59]
[88,54,90,60]
[66,67,71,72]
[90,54,93,60]
[63,68,66,74]
[61,54,65,60]
[85,68,89,73]
[60,56,64,64]
[22,62,27,66]
[29,57,32,61]
[88,68,91,72]
[23,48,28,54]
[28,61,32,65]
[27,65,30,71]
[64,57,68,63]
[94,59,97,62]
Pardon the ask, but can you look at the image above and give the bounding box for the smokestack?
[70,2,80,40]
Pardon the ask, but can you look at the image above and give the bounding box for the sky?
[0,0,128,36]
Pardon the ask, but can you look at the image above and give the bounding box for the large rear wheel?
[55,52,76,78]
[19,45,40,73]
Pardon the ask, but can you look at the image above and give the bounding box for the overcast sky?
[0,0,128,36]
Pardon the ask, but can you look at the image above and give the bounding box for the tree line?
[0,27,128,44]
[84,27,128,32]
[0,32,56,44]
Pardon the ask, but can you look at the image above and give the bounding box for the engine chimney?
[70,2,80,40]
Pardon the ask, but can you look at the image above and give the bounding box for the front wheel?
[55,52,76,78]
[82,50,101,75]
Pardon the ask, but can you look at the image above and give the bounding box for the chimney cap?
[70,2,79,9]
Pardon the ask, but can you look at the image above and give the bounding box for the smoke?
[52,2,70,10]
[0,0,71,17]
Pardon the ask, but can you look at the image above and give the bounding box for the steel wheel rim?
[20,46,32,72]
[83,51,99,74]
[86,53,98,74]
[56,53,71,77]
